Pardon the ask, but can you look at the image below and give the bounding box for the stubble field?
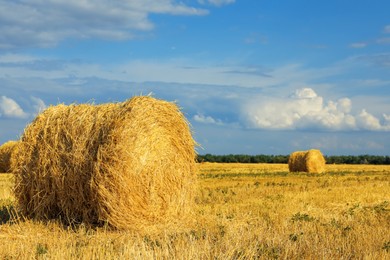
[0,163,389,259]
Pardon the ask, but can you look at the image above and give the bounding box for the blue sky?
[0,0,389,156]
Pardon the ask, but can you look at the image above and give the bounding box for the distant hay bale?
[11,96,197,231]
[288,149,326,173]
[0,141,18,173]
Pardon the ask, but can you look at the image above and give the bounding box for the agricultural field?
[0,163,389,259]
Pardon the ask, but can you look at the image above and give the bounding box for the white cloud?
[30,96,47,115]
[352,79,390,88]
[0,53,38,63]
[0,53,347,91]
[355,53,390,67]
[384,25,390,34]
[0,1,208,49]
[0,53,388,134]
[377,37,390,45]
[355,109,383,131]
[384,113,390,123]
[198,0,236,6]
[243,88,390,131]
[193,114,223,125]
[0,56,299,88]
[0,95,46,119]
[291,87,318,99]
[244,33,269,45]
[0,96,28,119]
[87,61,342,89]
[350,42,367,48]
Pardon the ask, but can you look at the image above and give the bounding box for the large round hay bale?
[11,96,197,231]
[288,151,306,173]
[288,149,326,173]
[0,141,18,173]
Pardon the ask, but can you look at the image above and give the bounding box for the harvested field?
[1,163,389,259]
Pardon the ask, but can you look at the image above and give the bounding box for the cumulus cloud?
[384,113,390,123]
[30,96,47,115]
[0,96,46,119]
[0,0,208,49]
[0,96,28,119]
[193,114,224,125]
[243,88,390,131]
[355,109,390,131]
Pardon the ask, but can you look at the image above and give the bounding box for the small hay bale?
[288,149,326,173]
[0,141,18,173]
[11,96,197,231]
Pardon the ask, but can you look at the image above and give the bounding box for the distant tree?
[198,154,390,164]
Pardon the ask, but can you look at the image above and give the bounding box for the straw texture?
[11,96,197,231]
[288,149,326,173]
[0,141,18,173]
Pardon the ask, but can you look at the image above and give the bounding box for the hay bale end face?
[0,141,18,173]
[288,149,326,173]
[11,96,197,231]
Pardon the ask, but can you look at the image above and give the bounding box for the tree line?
[197,154,390,165]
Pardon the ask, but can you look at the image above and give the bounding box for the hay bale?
[0,141,18,173]
[288,149,326,173]
[288,151,306,173]
[11,96,197,231]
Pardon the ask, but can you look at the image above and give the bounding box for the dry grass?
[1,163,389,259]
[11,96,197,232]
